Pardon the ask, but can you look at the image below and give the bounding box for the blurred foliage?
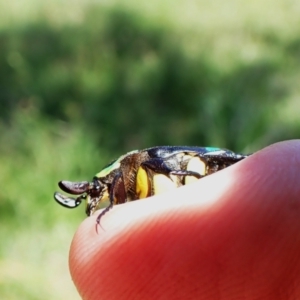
[1,0,300,299]
[2,5,300,153]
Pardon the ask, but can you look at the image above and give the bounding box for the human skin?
[69,140,300,300]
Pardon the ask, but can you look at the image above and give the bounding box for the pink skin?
[69,140,300,300]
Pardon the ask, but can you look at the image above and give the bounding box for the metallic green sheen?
[205,147,222,152]
[95,160,120,178]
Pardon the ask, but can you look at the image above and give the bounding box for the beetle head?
[54,178,109,216]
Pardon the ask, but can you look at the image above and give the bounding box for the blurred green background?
[1,0,300,298]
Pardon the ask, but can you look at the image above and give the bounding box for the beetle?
[54,146,248,225]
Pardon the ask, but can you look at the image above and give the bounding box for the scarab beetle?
[54,146,248,224]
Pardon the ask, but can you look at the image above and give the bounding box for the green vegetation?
[1,0,300,298]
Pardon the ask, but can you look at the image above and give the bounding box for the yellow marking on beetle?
[136,166,150,199]
[185,157,207,185]
[153,174,177,195]
[101,190,110,202]
[87,190,110,213]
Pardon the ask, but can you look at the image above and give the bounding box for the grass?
[0,111,108,299]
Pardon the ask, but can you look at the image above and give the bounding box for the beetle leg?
[112,174,127,205]
[137,158,202,197]
[95,199,114,229]
[96,172,125,226]
[141,158,202,178]
[203,150,248,162]
[141,158,175,174]
[169,169,202,178]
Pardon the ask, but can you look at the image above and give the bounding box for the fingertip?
[69,140,300,299]
[69,216,102,299]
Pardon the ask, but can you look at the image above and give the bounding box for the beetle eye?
[92,178,101,191]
